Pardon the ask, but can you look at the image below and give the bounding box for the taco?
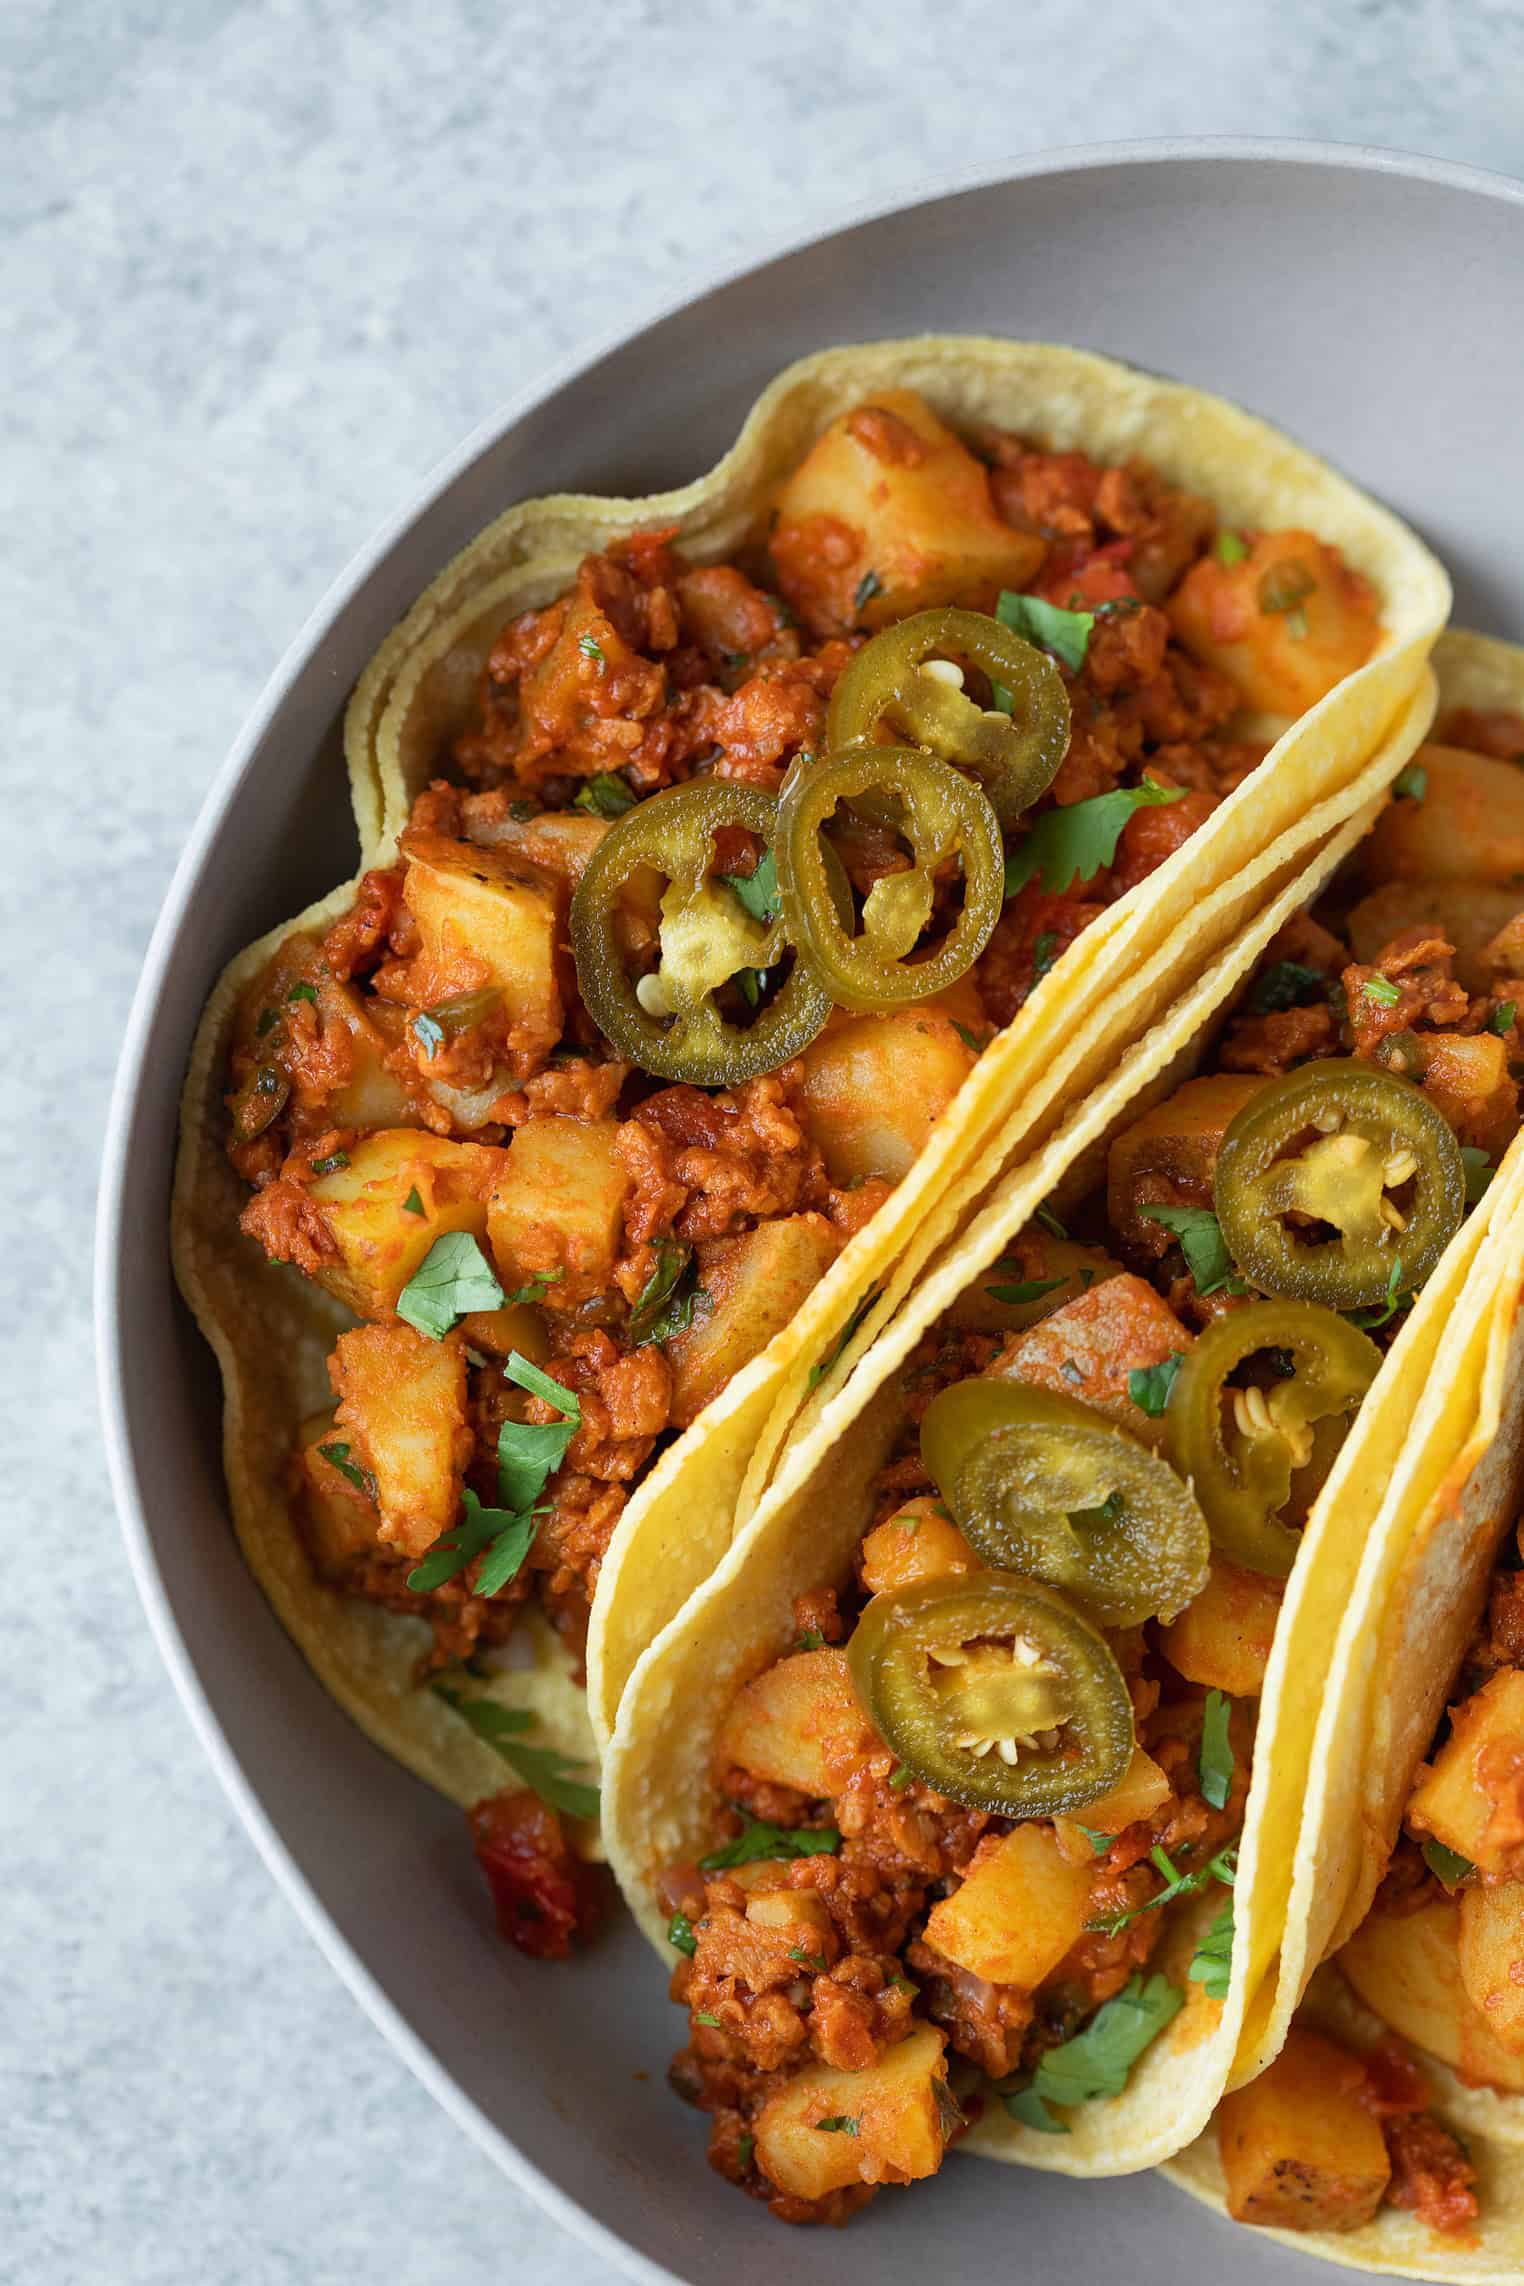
[174,338,1444,1957]
[1162,636,1524,2276]
[601,673,1524,2221]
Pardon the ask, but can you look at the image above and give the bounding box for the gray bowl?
[98,142,1524,2286]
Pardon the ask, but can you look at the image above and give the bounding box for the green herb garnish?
[1392,762,1428,802]
[853,569,883,616]
[1137,1204,1246,1298]
[1214,529,1249,565]
[1362,976,1402,1009]
[572,772,635,818]
[1199,1689,1235,1811]
[432,1685,599,1820]
[699,1817,841,1871]
[1004,782,1184,900]
[668,1911,698,1957]
[1189,1899,1235,2000]
[397,1231,504,1339]
[1001,1973,1185,2131]
[318,1441,375,1498]
[1422,1838,1475,1888]
[722,849,778,925]
[996,589,1094,674]
[1247,960,1326,1017]
[1127,1354,1183,1417]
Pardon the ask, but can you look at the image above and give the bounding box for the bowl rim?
[95,134,1524,2283]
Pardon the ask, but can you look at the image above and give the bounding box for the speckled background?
[12,3,1524,2278]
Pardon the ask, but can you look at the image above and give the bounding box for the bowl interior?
[102,146,1524,2286]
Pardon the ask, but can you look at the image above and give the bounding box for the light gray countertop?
[11,3,1524,2279]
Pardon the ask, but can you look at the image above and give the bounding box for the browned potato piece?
[995,1272,1193,1449]
[1158,1558,1285,1698]
[295,1409,380,1569]
[1408,1031,1514,1153]
[329,1321,471,1559]
[943,1236,1124,1337]
[455,1302,551,1362]
[1168,529,1380,718]
[797,1010,976,1187]
[1363,743,1524,886]
[390,830,563,1052]
[745,1889,835,1952]
[1107,1073,1268,1261]
[769,389,1044,634]
[753,2025,950,2199]
[859,1499,978,1596]
[717,1648,878,1797]
[460,805,611,888]
[665,1215,840,1429]
[1053,1747,1173,1861]
[924,1825,1093,1989]
[1458,1880,1524,2054]
[1340,1895,1524,2092]
[308,1130,506,1318]
[1217,2026,1390,2231]
[486,1118,630,1309]
[311,973,417,1129]
[1347,880,1524,997]
[1408,1669,1524,1875]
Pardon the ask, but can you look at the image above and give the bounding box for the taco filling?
[657,743,1524,2222]
[222,388,1382,1955]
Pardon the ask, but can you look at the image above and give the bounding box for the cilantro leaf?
[808,1285,882,1390]
[572,772,634,817]
[1189,1900,1235,2000]
[1031,929,1060,980]
[1349,1254,1408,1331]
[996,589,1094,674]
[495,1352,580,1509]
[504,1268,564,1305]
[954,1021,985,1055]
[1024,1974,1184,2110]
[722,849,778,925]
[1036,1205,1068,1240]
[699,1816,841,1870]
[1247,960,1327,1017]
[630,1239,706,1346]
[815,2115,859,2136]
[853,569,883,616]
[1490,999,1517,1035]
[403,1186,425,1217]
[667,1910,698,1957]
[1462,1146,1495,1206]
[1214,529,1249,565]
[412,1011,445,1058]
[1074,1824,1113,1856]
[1098,1844,1238,1937]
[318,1441,375,1499]
[287,980,319,1005]
[1137,1204,1246,1297]
[1422,1838,1474,1888]
[1127,1354,1183,1417]
[1199,1689,1235,1811]
[310,1150,349,1176]
[987,1273,1067,1308]
[1004,782,1184,899]
[397,1231,504,1339]
[1362,976,1402,1009]
[433,1684,599,1820]
[1392,762,1428,802]
[578,632,606,667]
[405,1487,538,1596]
[1003,2084,1069,2133]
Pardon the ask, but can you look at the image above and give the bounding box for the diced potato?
[294,1409,380,1570]
[1408,1669,1524,1875]
[769,389,1044,634]
[1053,1747,1173,1860]
[754,2025,950,2200]
[797,1010,976,1187]
[1407,1031,1515,1154]
[1217,2027,1390,2231]
[1363,743,1524,887]
[1158,1559,1285,1698]
[308,1129,506,1318]
[665,1216,840,1429]
[943,1236,1124,1337]
[1107,1074,1268,1261]
[389,830,563,1051]
[717,1649,878,1797]
[329,1321,471,1559]
[996,1273,1193,1449]
[745,1890,835,1950]
[462,806,612,888]
[1458,1880,1524,2054]
[317,973,417,1129]
[859,1499,977,1595]
[1347,880,1524,997]
[1168,528,1380,718]
[1340,1895,1524,2093]
[486,1118,630,1309]
[923,1824,1094,1989]
[455,1302,551,1362]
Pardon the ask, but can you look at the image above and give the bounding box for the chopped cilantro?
[1392,762,1428,802]
[1004,2084,1070,2134]
[667,1911,698,1957]
[403,1186,425,1217]
[406,1487,538,1597]
[1247,960,1326,1017]
[1137,1204,1246,1297]
[1189,1899,1235,2000]
[1004,782,1184,899]
[1362,976,1402,1008]
[1421,1838,1474,1888]
[1214,529,1249,565]
[1462,1146,1495,1205]
[573,772,635,818]
[412,1011,445,1058]
[1006,1973,1185,2127]
[310,1151,349,1176]
[578,632,606,667]
[737,2132,755,2172]
[1258,560,1317,618]
[1036,1204,1068,1240]
[996,589,1094,674]
[1098,1844,1238,1938]
[694,2012,720,2029]
[699,1817,841,1871]
[318,1441,375,1499]
[795,1628,825,1652]
[789,1944,827,1969]
[287,980,319,1005]
[256,1007,279,1037]
[808,1285,882,1390]
[954,1021,985,1055]
[630,1239,709,1347]
[1127,1354,1183,1417]
[431,1685,599,1820]
[1349,1254,1408,1330]
[736,968,766,1007]
[1490,1000,1517,1035]
[853,569,884,616]
[495,1352,580,1509]
[987,1273,1066,1308]
[722,849,778,924]
[397,1231,504,1339]
[1031,929,1060,980]
[1199,1690,1235,1811]
[814,2116,859,2136]
[1074,1825,1113,1856]
[889,1764,914,1791]
[504,1268,564,1305]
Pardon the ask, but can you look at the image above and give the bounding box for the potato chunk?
[923,1824,1093,1989]
[486,1118,630,1309]
[1053,1747,1173,1860]
[754,2025,951,2200]
[1340,1895,1524,2093]
[1363,743,1524,887]
[665,1215,840,1429]
[769,390,1044,635]
[1347,880,1524,997]
[1107,1074,1268,1261]
[1217,2027,1390,2231]
[308,1130,506,1318]
[1158,1558,1284,1698]
[386,830,563,1054]
[717,1648,878,1797]
[329,1321,471,1559]
[1408,1669,1524,1876]
[943,1236,1124,1337]
[1168,528,1380,717]
[797,1010,976,1187]
[295,1409,380,1570]
[996,1272,1193,1448]
[859,1499,978,1595]
[1458,1880,1524,2055]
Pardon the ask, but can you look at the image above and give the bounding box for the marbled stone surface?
[11,4,1524,2279]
